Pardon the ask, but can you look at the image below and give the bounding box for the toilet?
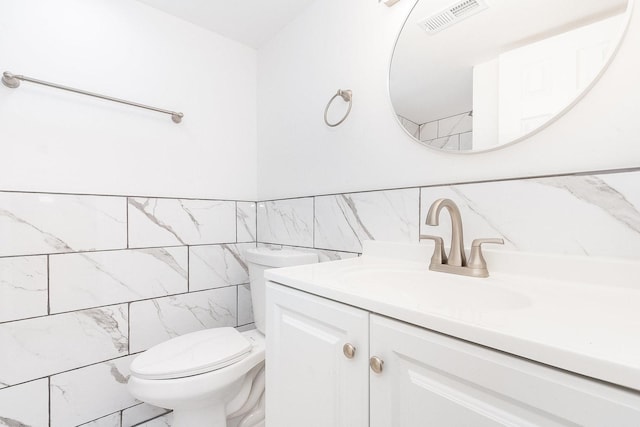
[128,247,318,427]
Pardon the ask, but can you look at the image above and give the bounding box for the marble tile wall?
[420,111,473,151]
[257,198,313,247]
[397,116,420,139]
[257,170,640,260]
[0,192,257,427]
[397,113,473,150]
[2,168,638,427]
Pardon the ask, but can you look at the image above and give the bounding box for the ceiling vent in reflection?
[417,0,488,34]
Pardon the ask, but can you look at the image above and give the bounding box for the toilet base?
[172,403,227,427]
[168,393,265,427]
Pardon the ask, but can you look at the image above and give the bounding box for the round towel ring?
[324,89,352,127]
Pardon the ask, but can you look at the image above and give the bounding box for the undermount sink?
[339,268,531,311]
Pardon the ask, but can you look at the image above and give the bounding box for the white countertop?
[264,242,640,392]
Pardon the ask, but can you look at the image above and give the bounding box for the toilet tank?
[245,247,318,334]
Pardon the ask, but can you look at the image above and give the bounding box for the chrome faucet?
[420,198,504,278]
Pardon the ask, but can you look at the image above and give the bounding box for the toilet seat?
[130,327,252,380]
[128,329,265,418]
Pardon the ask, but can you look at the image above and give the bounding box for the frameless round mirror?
[389,0,632,152]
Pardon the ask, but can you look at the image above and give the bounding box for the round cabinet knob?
[343,343,356,359]
[370,356,384,374]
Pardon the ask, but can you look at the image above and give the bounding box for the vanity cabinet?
[369,315,640,426]
[265,282,370,427]
[266,282,640,427]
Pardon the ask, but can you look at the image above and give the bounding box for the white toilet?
[128,247,318,427]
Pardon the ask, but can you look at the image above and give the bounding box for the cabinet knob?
[370,356,384,374]
[343,343,356,359]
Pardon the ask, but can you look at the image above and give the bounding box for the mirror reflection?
[390,0,630,152]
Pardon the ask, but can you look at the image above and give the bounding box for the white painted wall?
[497,15,623,145]
[0,0,257,200]
[472,59,499,150]
[257,0,640,200]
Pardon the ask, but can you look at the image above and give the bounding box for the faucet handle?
[471,238,504,246]
[419,234,447,265]
[468,238,504,276]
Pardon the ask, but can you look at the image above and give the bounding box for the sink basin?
[339,268,531,311]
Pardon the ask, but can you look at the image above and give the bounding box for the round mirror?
[389,0,632,152]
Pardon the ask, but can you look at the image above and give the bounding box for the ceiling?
[390,0,629,124]
[135,0,315,49]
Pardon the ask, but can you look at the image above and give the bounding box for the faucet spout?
[426,198,466,266]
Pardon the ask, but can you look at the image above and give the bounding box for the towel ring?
[324,89,352,127]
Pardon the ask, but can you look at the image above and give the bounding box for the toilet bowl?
[128,247,318,427]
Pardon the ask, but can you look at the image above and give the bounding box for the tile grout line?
[254,201,258,243]
[251,241,361,255]
[255,166,640,203]
[126,197,130,249]
[0,164,635,218]
[46,255,50,315]
[71,403,147,427]
[0,241,247,261]
[0,188,256,203]
[0,284,242,326]
[129,410,172,427]
[127,303,131,355]
[3,353,147,393]
[48,376,51,427]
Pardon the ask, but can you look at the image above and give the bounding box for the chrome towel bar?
[2,71,184,123]
[324,89,352,127]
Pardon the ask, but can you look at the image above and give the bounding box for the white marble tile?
[438,112,473,137]
[0,379,49,426]
[237,202,257,242]
[420,171,640,258]
[0,305,128,387]
[128,198,236,248]
[79,412,122,427]
[189,243,254,292]
[419,121,438,141]
[50,247,188,313]
[122,403,170,427]
[129,287,237,353]
[0,256,47,322]
[314,189,420,253]
[420,184,509,251]
[257,198,314,247]
[590,172,640,210]
[0,192,126,257]
[459,131,473,150]
[429,134,460,150]
[50,355,138,427]
[137,413,173,427]
[398,116,420,138]
[238,284,254,326]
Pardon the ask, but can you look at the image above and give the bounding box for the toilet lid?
[130,327,252,380]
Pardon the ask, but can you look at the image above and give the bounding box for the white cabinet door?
[266,282,369,427]
[370,314,640,427]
